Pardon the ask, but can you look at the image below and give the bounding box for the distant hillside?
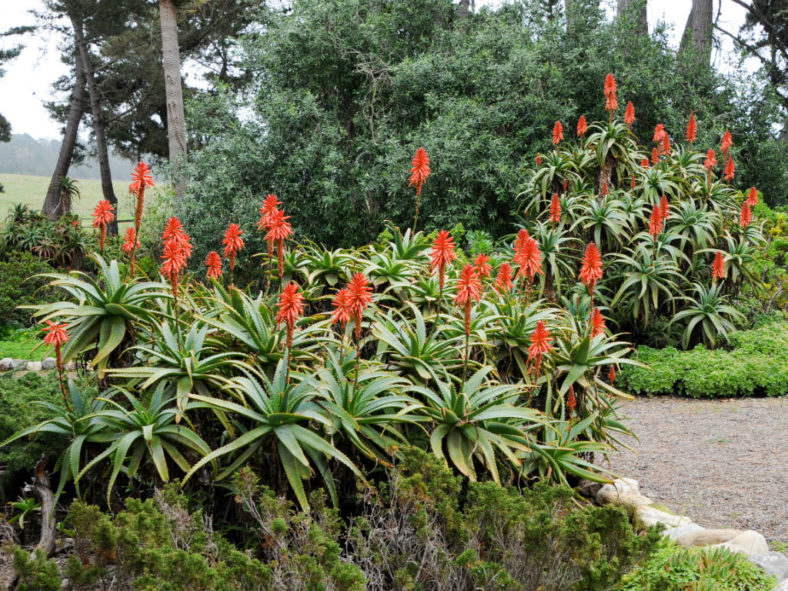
[0,134,135,179]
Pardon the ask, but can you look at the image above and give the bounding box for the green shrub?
[616,540,776,590]
[0,325,53,360]
[0,251,56,327]
[619,322,788,398]
[11,546,61,591]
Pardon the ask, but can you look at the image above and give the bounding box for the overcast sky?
[0,0,751,140]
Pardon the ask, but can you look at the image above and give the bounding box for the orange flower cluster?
[332,273,373,339]
[121,227,140,254]
[408,147,431,198]
[648,203,663,239]
[276,282,305,349]
[590,307,606,337]
[494,262,512,293]
[453,264,482,336]
[92,200,115,252]
[129,162,154,234]
[746,187,759,208]
[527,320,553,377]
[160,217,192,297]
[686,112,697,144]
[577,115,588,137]
[43,320,69,379]
[660,195,670,221]
[552,121,564,145]
[205,251,223,280]
[259,204,292,278]
[624,101,635,127]
[740,202,752,229]
[549,193,561,225]
[704,149,717,170]
[604,73,617,115]
[513,229,543,282]
[222,223,245,272]
[724,156,735,181]
[430,230,456,290]
[579,242,603,296]
[712,251,726,281]
[473,254,491,279]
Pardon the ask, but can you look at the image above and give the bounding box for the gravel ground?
[604,396,788,544]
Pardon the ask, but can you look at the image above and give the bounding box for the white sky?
[0,0,752,140]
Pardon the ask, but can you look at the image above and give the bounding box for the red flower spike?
[721,129,733,157]
[121,227,140,254]
[651,147,660,165]
[331,288,352,328]
[579,242,603,295]
[408,147,431,197]
[514,236,544,281]
[660,195,670,221]
[563,178,568,192]
[746,187,758,208]
[653,124,666,143]
[577,115,588,137]
[92,200,115,251]
[590,307,606,337]
[473,254,492,279]
[222,223,245,272]
[604,73,618,113]
[549,193,561,225]
[552,120,564,145]
[527,320,553,377]
[661,133,671,156]
[601,181,609,197]
[346,273,373,339]
[686,112,697,144]
[256,194,282,231]
[160,217,192,297]
[608,366,616,383]
[567,385,576,414]
[264,209,293,277]
[704,149,717,170]
[43,320,69,347]
[640,158,649,168]
[740,202,752,229]
[648,203,663,239]
[624,101,635,127]
[724,156,735,181]
[712,251,725,281]
[514,228,530,252]
[454,264,482,336]
[494,262,513,293]
[430,230,457,290]
[162,216,193,257]
[206,251,223,280]
[276,282,305,349]
[129,161,154,233]
[535,153,542,166]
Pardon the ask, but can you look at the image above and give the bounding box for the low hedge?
[619,322,788,398]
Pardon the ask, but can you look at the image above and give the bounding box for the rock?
[596,478,653,507]
[63,361,76,371]
[0,358,13,371]
[577,479,603,499]
[713,530,769,557]
[665,522,705,541]
[750,552,788,583]
[26,361,42,372]
[635,505,693,529]
[12,359,27,370]
[677,528,745,547]
[771,579,788,591]
[42,357,57,370]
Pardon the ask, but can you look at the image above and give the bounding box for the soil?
[605,396,788,544]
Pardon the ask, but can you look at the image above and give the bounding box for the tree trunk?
[71,13,119,235]
[679,0,713,67]
[617,0,648,37]
[23,457,56,557]
[159,0,188,200]
[43,50,86,220]
[565,0,576,32]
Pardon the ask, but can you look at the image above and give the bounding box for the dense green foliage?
[618,322,788,398]
[0,325,53,359]
[10,449,662,591]
[616,540,776,591]
[0,251,57,327]
[182,0,788,253]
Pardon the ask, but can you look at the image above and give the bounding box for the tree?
[159,0,188,200]
[616,0,647,38]
[679,0,714,67]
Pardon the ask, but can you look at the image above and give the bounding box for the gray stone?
[0,358,13,371]
[677,528,745,547]
[712,530,769,557]
[771,579,788,591]
[12,359,27,370]
[596,478,649,505]
[636,505,693,529]
[26,361,42,372]
[665,522,705,541]
[41,357,56,370]
[749,552,788,582]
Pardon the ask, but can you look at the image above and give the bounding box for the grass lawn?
[0,327,53,360]
[0,173,131,223]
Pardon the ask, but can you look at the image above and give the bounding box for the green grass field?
[0,173,131,222]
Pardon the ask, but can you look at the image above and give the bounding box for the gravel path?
[605,396,788,544]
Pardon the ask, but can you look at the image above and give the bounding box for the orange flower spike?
[513,228,530,252]
[121,227,139,254]
[648,203,663,239]
[712,251,726,281]
[453,264,483,336]
[222,223,245,272]
[567,385,576,414]
[740,202,752,229]
[264,209,293,278]
[514,236,544,281]
[408,147,431,197]
[331,287,353,328]
[686,112,697,144]
[720,129,733,157]
[129,161,154,232]
[552,120,564,145]
[430,230,457,290]
[724,155,735,181]
[43,320,69,348]
[641,158,649,168]
[205,251,223,280]
[549,193,561,225]
[579,242,603,295]
[473,254,492,279]
[577,115,588,137]
[608,366,616,383]
[346,273,373,339]
[652,124,666,143]
[624,101,635,127]
[651,147,660,165]
[704,149,717,170]
[604,73,618,115]
[535,153,542,166]
[276,282,305,349]
[661,133,671,156]
[590,307,606,338]
[92,200,115,251]
[256,194,282,231]
[746,187,758,208]
[601,181,609,197]
[494,262,513,293]
[527,320,553,377]
[660,195,670,221]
